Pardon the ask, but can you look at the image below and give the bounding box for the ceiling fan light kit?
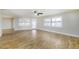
[33,10,43,16]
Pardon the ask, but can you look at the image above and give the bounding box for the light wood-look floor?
[0,30,79,49]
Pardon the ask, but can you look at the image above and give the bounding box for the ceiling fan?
[33,11,43,16]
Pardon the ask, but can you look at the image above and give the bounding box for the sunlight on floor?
[32,30,37,39]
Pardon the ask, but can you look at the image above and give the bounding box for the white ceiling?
[5,9,74,18]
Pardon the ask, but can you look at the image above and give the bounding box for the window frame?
[18,18,31,26]
[44,16,63,28]
[43,18,51,27]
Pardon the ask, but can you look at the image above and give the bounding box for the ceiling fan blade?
[37,13,43,16]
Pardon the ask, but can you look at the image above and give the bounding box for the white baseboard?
[0,30,2,37]
[14,28,79,38]
[14,29,37,31]
[38,28,79,38]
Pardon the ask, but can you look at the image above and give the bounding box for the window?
[44,16,63,28]
[54,16,63,27]
[44,19,51,26]
[51,16,63,27]
[18,18,30,26]
[32,19,37,29]
[51,18,55,27]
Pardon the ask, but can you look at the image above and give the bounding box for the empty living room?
[0,9,79,49]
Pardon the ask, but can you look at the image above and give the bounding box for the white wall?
[1,18,12,29]
[0,10,16,37]
[37,10,79,37]
[1,10,15,29]
[0,10,2,37]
